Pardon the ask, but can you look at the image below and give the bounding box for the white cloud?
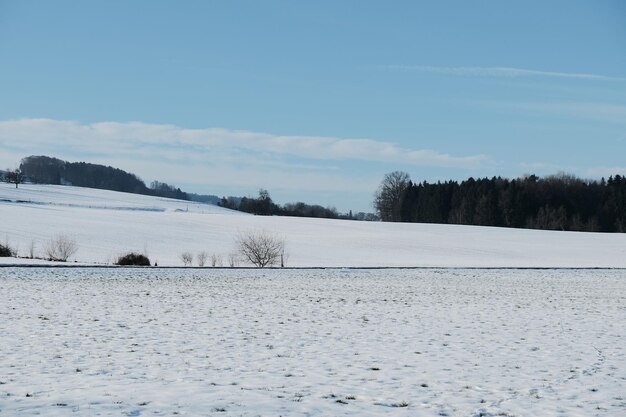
[0,118,487,200]
[519,162,564,172]
[386,65,624,81]
[0,118,486,168]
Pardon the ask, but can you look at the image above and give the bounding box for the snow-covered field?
[2,183,626,267]
[1,267,624,416]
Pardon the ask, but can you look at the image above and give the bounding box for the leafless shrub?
[180,251,193,266]
[236,230,285,268]
[227,253,239,267]
[1,236,18,257]
[211,253,223,267]
[45,235,78,262]
[197,251,208,267]
[28,240,35,259]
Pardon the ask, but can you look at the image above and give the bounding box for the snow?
[1,267,624,416]
[2,183,626,267]
[0,183,236,214]
[2,185,625,415]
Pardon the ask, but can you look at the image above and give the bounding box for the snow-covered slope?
[1,183,625,267]
[2,268,624,416]
[0,183,237,214]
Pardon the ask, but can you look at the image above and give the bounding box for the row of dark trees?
[18,155,189,200]
[220,189,379,221]
[149,181,188,200]
[374,171,626,232]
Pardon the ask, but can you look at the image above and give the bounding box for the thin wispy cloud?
[487,101,626,125]
[519,162,565,172]
[386,65,625,81]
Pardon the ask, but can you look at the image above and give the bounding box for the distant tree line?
[187,192,221,205]
[149,181,188,200]
[374,171,626,232]
[14,155,379,221]
[19,155,189,200]
[220,189,379,221]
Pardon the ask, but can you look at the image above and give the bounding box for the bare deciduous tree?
[197,251,208,267]
[373,171,411,222]
[236,230,285,268]
[180,251,193,266]
[45,235,78,261]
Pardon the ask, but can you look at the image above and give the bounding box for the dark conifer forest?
[375,172,626,232]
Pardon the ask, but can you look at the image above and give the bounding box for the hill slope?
[1,183,625,267]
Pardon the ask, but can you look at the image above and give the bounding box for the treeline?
[19,155,189,200]
[187,192,221,205]
[220,189,379,221]
[375,172,626,232]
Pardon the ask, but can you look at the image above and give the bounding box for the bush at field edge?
[0,243,14,257]
[115,252,151,266]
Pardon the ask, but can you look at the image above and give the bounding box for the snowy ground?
[1,267,624,416]
[2,184,626,267]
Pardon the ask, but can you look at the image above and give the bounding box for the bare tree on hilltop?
[374,171,411,222]
[373,171,626,232]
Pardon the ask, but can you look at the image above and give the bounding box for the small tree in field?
[211,253,223,267]
[197,251,208,267]
[236,230,285,268]
[180,251,193,266]
[4,169,23,188]
[227,253,239,267]
[45,235,78,261]
[28,240,35,259]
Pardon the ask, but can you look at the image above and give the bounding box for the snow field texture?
[1,267,625,416]
[2,183,626,267]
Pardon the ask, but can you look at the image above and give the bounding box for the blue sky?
[1,0,625,212]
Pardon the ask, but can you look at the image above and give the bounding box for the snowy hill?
[0,183,236,214]
[1,183,625,267]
